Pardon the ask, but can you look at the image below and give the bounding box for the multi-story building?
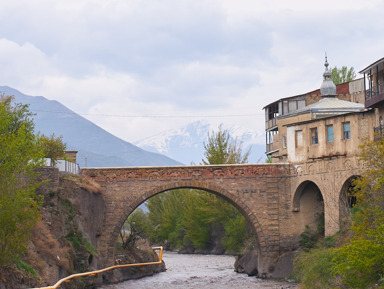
[264,57,367,162]
[263,56,383,239]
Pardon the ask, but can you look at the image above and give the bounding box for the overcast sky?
[1,0,384,143]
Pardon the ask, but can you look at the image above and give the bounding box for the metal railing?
[365,82,384,100]
[32,246,163,289]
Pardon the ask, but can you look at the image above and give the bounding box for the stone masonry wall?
[82,164,291,275]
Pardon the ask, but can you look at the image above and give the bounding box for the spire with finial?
[320,53,337,97]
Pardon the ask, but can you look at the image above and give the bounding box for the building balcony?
[265,118,277,130]
[365,83,384,108]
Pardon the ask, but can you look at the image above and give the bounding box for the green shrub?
[299,226,317,251]
[294,248,339,289]
[15,259,37,277]
[333,222,384,288]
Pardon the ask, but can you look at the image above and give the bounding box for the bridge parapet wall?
[83,164,291,182]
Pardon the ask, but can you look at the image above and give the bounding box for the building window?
[282,135,286,149]
[295,130,303,148]
[327,125,334,142]
[343,122,351,139]
[311,128,318,144]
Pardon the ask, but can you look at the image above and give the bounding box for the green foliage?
[15,259,38,277]
[299,226,317,251]
[0,96,45,268]
[61,197,96,257]
[299,213,325,251]
[66,225,96,256]
[147,190,187,248]
[330,66,356,85]
[127,208,151,238]
[82,236,97,256]
[147,189,249,252]
[294,248,339,289]
[182,191,211,248]
[333,222,384,288]
[40,134,66,165]
[202,124,250,165]
[222,214,250,253]
[120,208,152,248]
[61,198,76,221]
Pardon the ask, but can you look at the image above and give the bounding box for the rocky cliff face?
[0,169,164,289]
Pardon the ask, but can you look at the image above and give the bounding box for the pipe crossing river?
[100,252,298,289]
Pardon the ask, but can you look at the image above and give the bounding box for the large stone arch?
[291,180,325,237]
[82,164,291,276]
[107,180,267,265]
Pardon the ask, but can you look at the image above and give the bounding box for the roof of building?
[283,109,369,127]
[359,57,384,74]
[278,97,364,119]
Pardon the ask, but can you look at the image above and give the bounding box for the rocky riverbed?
[100,252,298,289]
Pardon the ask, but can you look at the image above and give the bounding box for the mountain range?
[1,86,267,167]
[134,120,266,165]
[0,86,181,167]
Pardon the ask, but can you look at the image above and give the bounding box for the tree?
[40,134,66,165]
[120,208,151,249]
[330,66,356,85]
[202,124,250,165]
[0,96,45,267]
[198,124,251,252]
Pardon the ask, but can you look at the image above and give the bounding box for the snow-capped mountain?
[134,120,267,165]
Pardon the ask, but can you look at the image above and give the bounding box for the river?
[100,252,298,289]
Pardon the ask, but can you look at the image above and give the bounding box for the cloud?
[0,39,56,86]
[0,0,384,142]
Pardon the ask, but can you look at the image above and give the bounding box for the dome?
[320,56,337,97]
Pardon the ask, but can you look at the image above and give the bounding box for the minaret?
[320,55,337,97]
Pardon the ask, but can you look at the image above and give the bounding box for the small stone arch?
[292,180,323,211]
[292,180,325,236]
[339,175,360,230]
[107,180,267,265]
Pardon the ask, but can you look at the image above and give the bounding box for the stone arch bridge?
[81,159,362,277]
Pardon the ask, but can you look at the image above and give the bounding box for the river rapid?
[100,252,298,289]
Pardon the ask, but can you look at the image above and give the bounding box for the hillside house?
[263,57,381,163]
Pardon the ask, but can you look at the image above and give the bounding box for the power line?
[30,109,265,118]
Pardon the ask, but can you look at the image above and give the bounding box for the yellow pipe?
[33,246,163,289]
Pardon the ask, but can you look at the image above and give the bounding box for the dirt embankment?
[0,170,164,289]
